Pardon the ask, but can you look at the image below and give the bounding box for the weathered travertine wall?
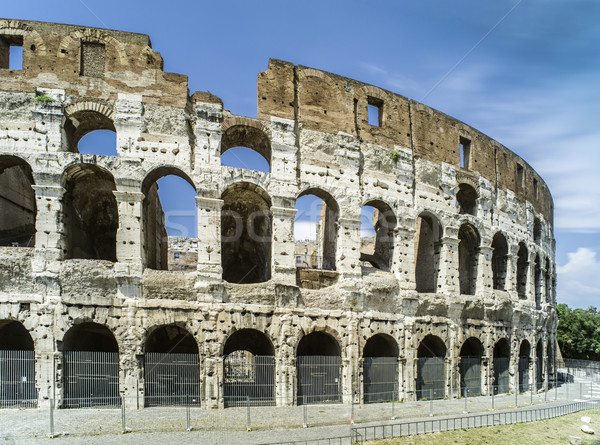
[0,19,557,408]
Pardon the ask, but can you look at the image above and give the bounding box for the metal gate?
[0,350,37,408]
[297,355,341,405]
[416,357,445,400]
[145,352,200,407]
[63,351,120,408]
[494,357,510,394]
[459,356,481,396]
[223,354,275,407]
[518,357,529,392]
[363,357,398,403]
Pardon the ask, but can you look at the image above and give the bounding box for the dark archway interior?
[0,320,34,350]
[359,201,396,271]
[415,214,441,293]
[221,125,271,169]
[520,340,531,358]
[459,337,483,357]
[62,322,118,352]
[534,254,542,307]
[0,156,36,247]
[223,329,274,356]
[145,325,198,354]
[297,331,340,356]
[493,339,510,358]
[516,243,528,297]
[64,110,116,153]
[458,223,480,295]
[456,183,477,215]
[533,218,541,244]
[63,164,118,261]
[417,335,446,358]
[363,334,399,357]
[491,232,508,290]
[222,183,271,284]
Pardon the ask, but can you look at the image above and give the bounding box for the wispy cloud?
[557,248,600,308]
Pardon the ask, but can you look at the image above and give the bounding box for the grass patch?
[369,408,600,445]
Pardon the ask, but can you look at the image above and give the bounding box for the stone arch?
[0,319,36,406]
[63,100,116,153]
[415,211,442,293]
[360,199,397,271]
[221,182,272,284]
[518,339,531,392]
[459,337,484,396]
[221,117,271,170]
[57,28,128,65]
[0,319,34,350]
[0,20,48,55]
[516,242,529,298]
[456,183,478,215]
[0,155,36,247]
[491,231,509,291]
[458,223,480,295]
[222,328,275,356]
[416,334,446,400]
[62,163,118,261]
[61,321,119,352]
[493,338,510,394]
[144,324,198,354]
[362,333,399,403]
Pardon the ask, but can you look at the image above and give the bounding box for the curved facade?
[0,19,556,408]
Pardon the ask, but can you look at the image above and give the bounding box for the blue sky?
[5,0,600,308]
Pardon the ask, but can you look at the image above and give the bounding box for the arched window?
[459,337,484,397]
[63,164,118,261]
[458,223,480,295]
[64,109,117,155]
[414,213,442,293]
[144,325,199,407]
[533,218,541,245]
[493,339,510,394]
[221,182,271,284]
[77,129,118,157]
[223,329,275,407]
[456,183,477,215]
[516,243,529,298]
[359,201,396,271]
[221,124,270,173]
[142,168,197,271]
[416,335,446,400]
[62,322,119,407]
[0,320,36,407]
[491,232,508,290]
[518,340,531,392]
[0,156,36,247]
[534,254,542,308]
[545,258,552,303]
[363,334,399,403]
[297,332,341,404]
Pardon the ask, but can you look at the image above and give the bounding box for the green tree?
[557,303,600,360]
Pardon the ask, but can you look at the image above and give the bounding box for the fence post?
[49,398,54,437]
[463,388,468,414]
[121,396,126,433]
[429,389,433,417]
[530,383,533,405]
[567,381,569,400]
[554,371,558,401]
[515,387,518,407]
[350,392,355,425]
[246,396,251,431]
[544,377,548,402]
[303,395,308,428]
[492,386,495,409]
[186,395,191,431]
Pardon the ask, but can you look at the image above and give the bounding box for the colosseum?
[0,19,556,410]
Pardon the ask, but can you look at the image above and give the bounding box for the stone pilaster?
[271,206,297,285]
[394,226,417,291]
[32,185,65,262]
[196,197,224,281]
[476,245,494,298]
[337,217,362,284]
[439,236,460,295]
[113,191,144,269]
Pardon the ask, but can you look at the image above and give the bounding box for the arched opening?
[223,329,275,407]
[533,218,541,245]
[545,258,552,303]
[534,254,542,309]
[536,340,543,390]
[414,213,442,293]
[518,340,531,392]
[77,129,118,157]
[297,332,341,404]
[456,183,477,215]
[516,243,529,298]
[546,340,554,389]
[61,322,119,407]
[221,124,271,172]
[491,232,508,290]
[294,189,339,289]
[363,334,399,403]
[359,201,396,272]
[458,223,480,295]
[459,337,483,397]
[0,156,36,247]
[416,335,446,400]
[0,320,36,407]
[221,182,271,284]
[63,165,118,261]
[144,325,199,407]
[493,338,510,394]
[142,168,197,271]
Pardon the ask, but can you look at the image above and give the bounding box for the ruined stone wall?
[0,19,557,408]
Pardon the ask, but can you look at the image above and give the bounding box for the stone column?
[505,250,517,295]
[113,191,144,268]
[393,226,417,291]
[271,206,297,286]
[32,185,65,262]
[196,197,224,281]
[337,217,362,287]
[438,236,460,295]
[476,244,494,298]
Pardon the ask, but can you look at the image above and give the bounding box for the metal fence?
[518,357,529,392]
[493,357,510,394]
[297,355,342,404]
[0,349,37,408]
[459,356,481,396]
[416,357,445,400]
[363,357,398,403]
[145,352,201,407]
[63,351,120,408]
[223,354,275,407]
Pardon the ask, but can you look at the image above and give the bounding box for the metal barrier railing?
[0,349,37,408]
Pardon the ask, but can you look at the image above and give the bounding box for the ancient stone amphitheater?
[0,19,556,409]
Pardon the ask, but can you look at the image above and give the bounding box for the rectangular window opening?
[367,97,383,127]
[533,178,538,199]
[516,164,524,188]
[0,35,23,70]
[173,252,180,260]
[459,137,471,169]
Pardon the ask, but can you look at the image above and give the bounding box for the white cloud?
[294,220,316,241]
[557,248,600,308]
